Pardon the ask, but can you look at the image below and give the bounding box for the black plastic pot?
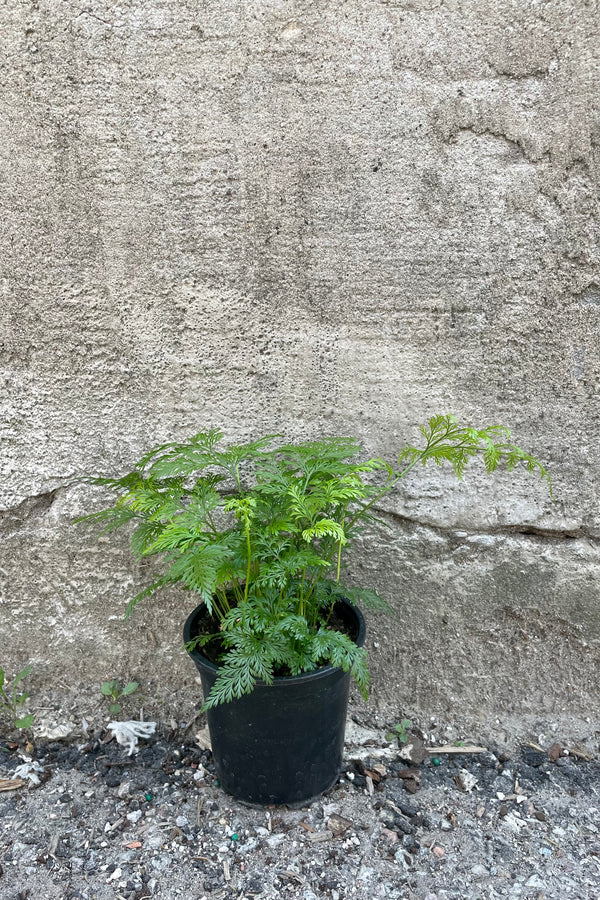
[183,598,366,806]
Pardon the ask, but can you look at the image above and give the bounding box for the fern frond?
[255,551,329,590]
[201,625,280,710]
[124,577,172,620]
[129,521,163,558]
[137,428,225,471]
[164,542,232,605]
[200,656,258,710]
[74,504,138,534]
[312,629,370,699]
[397,414,553,496]
[329,583,393,613]
[301,520,347,544]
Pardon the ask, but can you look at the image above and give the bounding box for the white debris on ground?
[11,758,45,785]
[107,720,157,755]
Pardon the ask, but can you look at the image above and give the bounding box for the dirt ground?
[1,711,600,900]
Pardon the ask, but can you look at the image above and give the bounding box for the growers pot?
[183,598,366,806]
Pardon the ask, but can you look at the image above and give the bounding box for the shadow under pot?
[183,598,366,807]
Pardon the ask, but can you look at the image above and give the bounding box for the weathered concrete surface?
[1,0,599,736]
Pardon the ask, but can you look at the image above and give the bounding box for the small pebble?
[471,864,488,877]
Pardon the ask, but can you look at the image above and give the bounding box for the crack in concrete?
[0,489,60,533]
[0,489,594,544]
[451,125,549,164]
[373,506,595,543]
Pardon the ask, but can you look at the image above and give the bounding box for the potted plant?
[77,415,551,805]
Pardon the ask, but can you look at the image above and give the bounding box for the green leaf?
[332,584,392,613]
[14,714,34,730]
[121,682,139,696]
[124,578,172,620]
[301,520,347,544]
[12,665,33,689]
[101,680,118,696]
[312,629,370,700]
[109,702,121,715]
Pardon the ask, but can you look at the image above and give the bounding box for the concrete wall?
[1,0,599,737]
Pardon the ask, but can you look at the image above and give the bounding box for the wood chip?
[223,858,231,881]
[299,821,315,833]
[366,774,374,795]
[327,814,353,837]
[428,745,487,754]
[364,768,381,783]
[124,841,142,849]
[397,767,421,780]
[307,831,333,842]
[0,778,26,792]
[570,746,594,761]
[523,740,545,752]
[195,727,212,751]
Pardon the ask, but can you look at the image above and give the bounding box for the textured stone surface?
[1,0,599,733]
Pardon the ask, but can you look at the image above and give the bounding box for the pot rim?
[183,596,366,687]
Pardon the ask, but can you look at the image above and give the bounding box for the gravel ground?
[1,719,600,900]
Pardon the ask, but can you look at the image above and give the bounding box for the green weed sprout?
[101,680,139,716]
[0,665,34,731]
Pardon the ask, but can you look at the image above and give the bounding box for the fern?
[312,629,370,699]
[77,419,552,708]
[397,415,553,496]
[301,520,347,544]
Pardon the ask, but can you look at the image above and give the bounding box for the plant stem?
[243,519,251,604]
[346,437,446,530]
[299,568,306,618]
